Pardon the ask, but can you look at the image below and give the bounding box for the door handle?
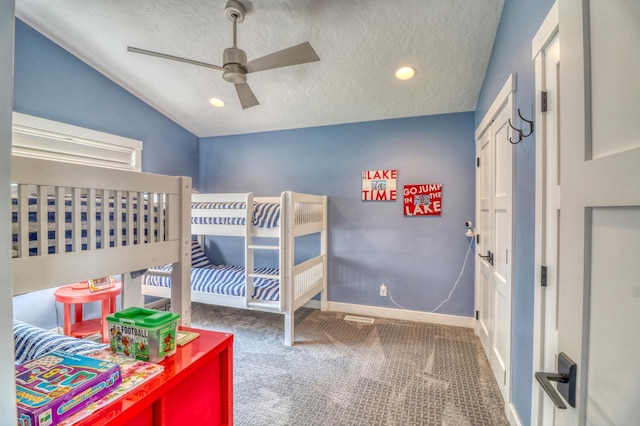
[535,352,577,409]
[478,251,493,265]
[535,372,569,409]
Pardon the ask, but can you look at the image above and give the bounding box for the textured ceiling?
[15,0,504,138]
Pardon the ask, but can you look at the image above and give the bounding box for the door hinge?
[541,91,548,112]
[476,234,480,244]
[541,265,548,287]
[477,157,480,167]
[475,310,479,320]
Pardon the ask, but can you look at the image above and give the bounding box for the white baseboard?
[508,403,522,426]
[150,298,471,328]
[326,301,474,328]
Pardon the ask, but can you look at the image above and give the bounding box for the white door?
[475,76,514,405]
[477,124,492,356]
[536,1,640,424]
[531,4,560,424]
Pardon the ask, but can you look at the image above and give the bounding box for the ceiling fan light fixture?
[223,64,248,84]
[395,66,416,80]
[209,97,226,107]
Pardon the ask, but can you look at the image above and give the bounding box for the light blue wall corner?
[13,19,199,187]
[475,1,555,424]
[12,19,200,328]
[200,113,477,317]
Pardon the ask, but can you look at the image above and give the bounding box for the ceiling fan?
[127,0,320,109]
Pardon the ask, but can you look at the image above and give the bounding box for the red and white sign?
[403,184,442,216]
[362,169,397,201]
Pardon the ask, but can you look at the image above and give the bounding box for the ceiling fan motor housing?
[223,47,248,83]
[127,0,319,108]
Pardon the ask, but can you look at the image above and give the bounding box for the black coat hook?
[508,118,523,144]
[518,109,534,137]
[507,108,534,144]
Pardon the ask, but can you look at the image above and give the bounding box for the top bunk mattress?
[11,191,162,257]
[191,201,280,228]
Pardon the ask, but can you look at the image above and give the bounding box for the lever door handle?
[535,352,577,409]
[478,251,494,265]
[535,372,568,409]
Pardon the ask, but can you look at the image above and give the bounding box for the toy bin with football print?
[106,307,180,363]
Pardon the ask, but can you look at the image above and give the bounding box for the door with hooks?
[475,75,515,407]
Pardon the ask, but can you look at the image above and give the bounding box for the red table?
[72,327,234,426]
[54,282,121,343]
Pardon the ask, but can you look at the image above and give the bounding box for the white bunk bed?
[142,191,328,346]
[10,155,192,324]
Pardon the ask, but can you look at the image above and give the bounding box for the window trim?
[12,112,142,172]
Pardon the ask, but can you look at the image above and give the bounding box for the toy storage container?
[106,307,180,362]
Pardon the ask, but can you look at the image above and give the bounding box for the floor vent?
[343,315,375,324]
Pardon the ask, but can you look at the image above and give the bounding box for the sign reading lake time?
[362,169,397,201]
[403,184,442,216]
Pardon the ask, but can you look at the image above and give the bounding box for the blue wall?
[12,20,199,328]
[13,20,199,184]
[475,0,555,424]
[200,113,476,316]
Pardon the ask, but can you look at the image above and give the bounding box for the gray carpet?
[190,303,509,426]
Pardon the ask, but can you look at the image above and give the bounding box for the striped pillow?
[191,239,211,268]
[13,320,107,365]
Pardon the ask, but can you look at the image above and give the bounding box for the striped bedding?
[13,320,107,365]
[11,192,158,257]
[144,264,281,301]
[191,201,280,228]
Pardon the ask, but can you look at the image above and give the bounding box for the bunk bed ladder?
[244,193,254,308]
[244,192,284,310]
[282,191,294,345]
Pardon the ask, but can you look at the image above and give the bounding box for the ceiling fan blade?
[242,42,320,74]
[127,46,226,72]
[234,83,259,109]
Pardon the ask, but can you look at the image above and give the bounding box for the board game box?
[15,351,122,426]
[58,350,165,425]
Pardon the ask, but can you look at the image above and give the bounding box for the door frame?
[474,73,516,418]
[531,3,559,425]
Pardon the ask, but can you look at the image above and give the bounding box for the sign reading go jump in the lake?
[403,184,442,216]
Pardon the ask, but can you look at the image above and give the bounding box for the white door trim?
[531,3,559,425]
[475,73,515,418]
[475,74,516,141]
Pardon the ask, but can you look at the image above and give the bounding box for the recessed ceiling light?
[395,66,416,80]
[209,97,226,107]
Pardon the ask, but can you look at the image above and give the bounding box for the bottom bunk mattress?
[13,320,108,365]
[143,264,281,302]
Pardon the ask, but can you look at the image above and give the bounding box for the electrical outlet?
[380,284,387,297]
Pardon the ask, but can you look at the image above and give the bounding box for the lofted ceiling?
[15,0,504,138]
